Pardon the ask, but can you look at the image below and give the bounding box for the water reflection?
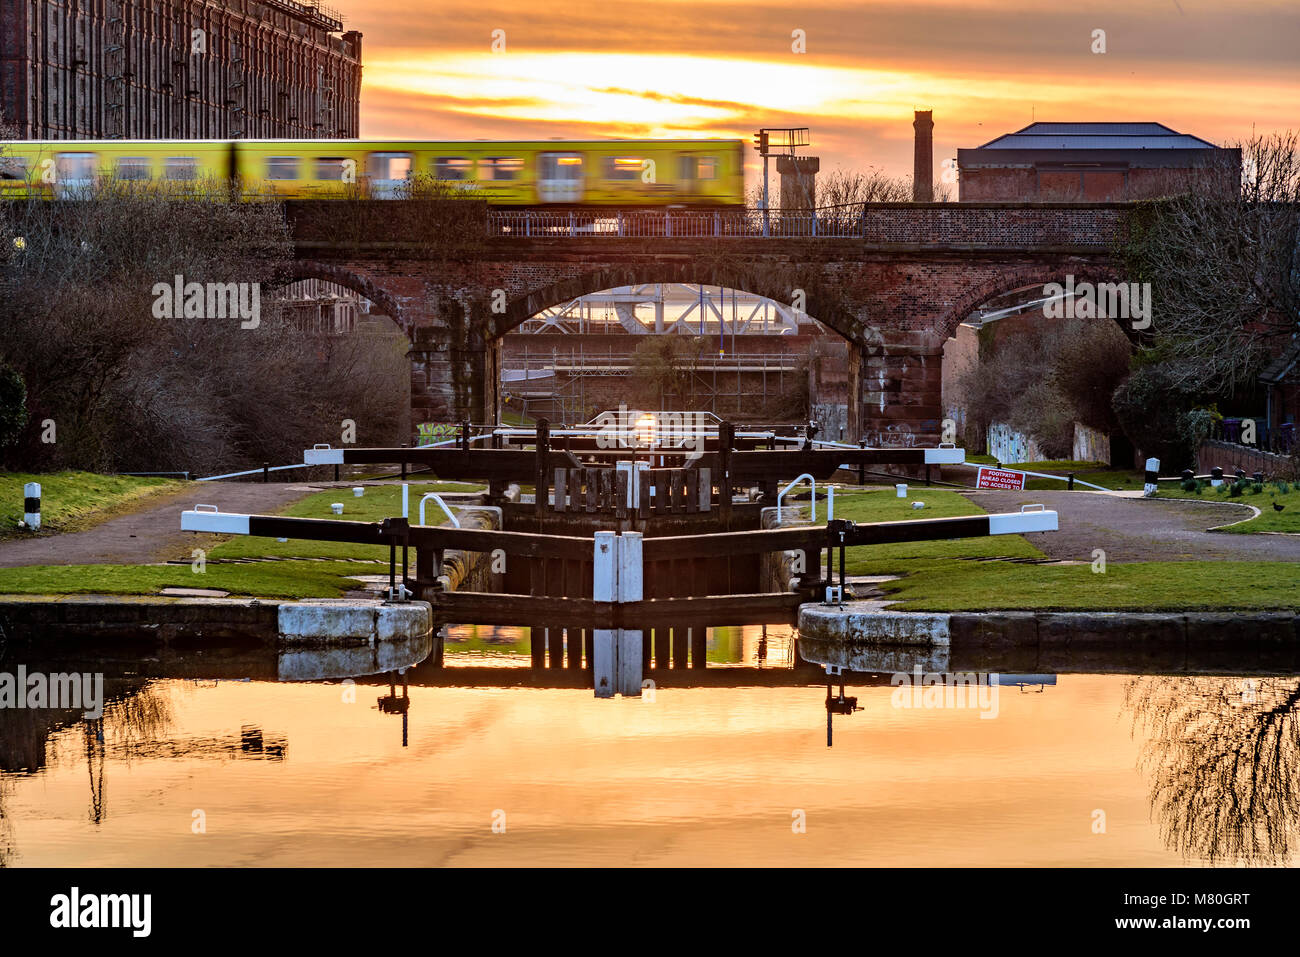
[1125,675,1300,866]
[377,670,411,747]
[3,634,1300,866]
[824,678,862,747]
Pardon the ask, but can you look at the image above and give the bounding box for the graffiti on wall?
[415,423,459,447]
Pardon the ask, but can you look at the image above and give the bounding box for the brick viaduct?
[287,203,1132,445]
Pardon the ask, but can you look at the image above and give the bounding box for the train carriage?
[0,138,745,207]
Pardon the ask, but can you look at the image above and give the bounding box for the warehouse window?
[267,156,300,180]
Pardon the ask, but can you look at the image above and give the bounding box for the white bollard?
[401,483,409,518]
[1143,458,1160,498]
[330,503,344,515]
[896,483,908,498]
[23,482,40,530]
[353,486,364,497]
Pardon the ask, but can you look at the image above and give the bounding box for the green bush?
[1112,365,1202,471]
[0,363,27,448]
[1180,477,1198,492]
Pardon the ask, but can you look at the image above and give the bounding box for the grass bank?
[816,488,1300,611]
[0,471,180,538]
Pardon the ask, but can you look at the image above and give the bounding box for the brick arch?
[934,264,1130,343]
[274,260,413,336]
[487,261,866,344]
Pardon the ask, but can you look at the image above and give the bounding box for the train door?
[367,152,412,199]
[537,152,584,203]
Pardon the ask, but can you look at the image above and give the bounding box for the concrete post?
[776,155,820,211]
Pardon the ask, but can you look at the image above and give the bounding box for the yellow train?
[0,138,746,206]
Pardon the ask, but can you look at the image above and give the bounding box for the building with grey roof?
[957,122,1239,201]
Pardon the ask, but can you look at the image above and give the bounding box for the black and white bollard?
[1210,466,1224,488]
[23,482,40,530]
[1143,458,1160,497]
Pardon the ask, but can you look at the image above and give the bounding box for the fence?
[484,204,1125,247]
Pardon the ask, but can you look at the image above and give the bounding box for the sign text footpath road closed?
[977,466,1027,490]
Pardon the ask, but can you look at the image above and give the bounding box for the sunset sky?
[343,0,1298,182]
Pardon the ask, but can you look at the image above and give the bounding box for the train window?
[164,157,198,181]
[0,156,28,181]
[604,157,643,181]
[115,157,151,181]
[368,153,412,182]
[479,157,522,181]
[56,153,98,186]
[539,153,583,180]
[267,156,300,180]
[678,156,719,180]
[314,157,354,181]
[433,157,473,180]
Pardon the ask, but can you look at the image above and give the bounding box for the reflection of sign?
[977,466,1026,490]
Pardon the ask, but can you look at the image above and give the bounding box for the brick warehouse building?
[0,0,361,139]
[957,122,1240,202]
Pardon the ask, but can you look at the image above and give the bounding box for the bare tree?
[1121,131,1300,394]
[1,179,406,473]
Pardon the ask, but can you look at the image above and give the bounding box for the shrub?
[0,363,26,448]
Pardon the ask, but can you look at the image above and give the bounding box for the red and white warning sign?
[976,466,1027,490]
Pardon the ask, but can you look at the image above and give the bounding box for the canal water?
[1,627,1296,867]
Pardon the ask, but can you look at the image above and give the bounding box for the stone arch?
[488,260,867,344]
[934,263,1130,344]
[274,260,413,336]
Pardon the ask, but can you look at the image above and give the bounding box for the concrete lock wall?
[436,506,504,593]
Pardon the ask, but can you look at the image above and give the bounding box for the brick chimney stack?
[913,110,934,202]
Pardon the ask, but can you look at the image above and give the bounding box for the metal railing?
[1209,418,1296,456]
[486,208,869,239]
[485,205,1125,245]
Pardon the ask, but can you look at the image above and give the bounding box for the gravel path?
[964,489,1300,563]
[0,482,316,568]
